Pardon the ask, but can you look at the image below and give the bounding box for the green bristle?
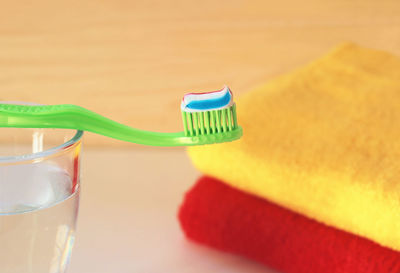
[197,112,203,135]
[210,110,216,133]
[204,111,210,134]
[193,112,199,135]
[187,112,194,136]
[199,112,205,135]
[215,110,221,133]
[182,111,188,136]
[221,109,227,132]
[227,107,233,131]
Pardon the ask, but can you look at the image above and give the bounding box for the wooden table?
[1,0,399,272]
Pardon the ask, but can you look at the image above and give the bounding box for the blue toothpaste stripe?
[185,91,232,111]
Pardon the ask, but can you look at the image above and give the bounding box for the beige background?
[1,0,400,272]
[1,0,400,146]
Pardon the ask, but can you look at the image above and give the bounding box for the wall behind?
[0,0,399,146]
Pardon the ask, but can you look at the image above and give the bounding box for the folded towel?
[187,43,400,250]
[179,176,400,273]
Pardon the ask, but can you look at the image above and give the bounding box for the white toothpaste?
[181,86,233,113]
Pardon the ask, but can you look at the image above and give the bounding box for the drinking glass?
[0,127,83,273]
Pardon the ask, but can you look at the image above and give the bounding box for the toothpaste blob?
[181,86,233,113]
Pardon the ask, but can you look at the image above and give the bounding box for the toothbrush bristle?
[182,104,238,137]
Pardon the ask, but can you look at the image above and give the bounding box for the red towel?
[178,176,400,273]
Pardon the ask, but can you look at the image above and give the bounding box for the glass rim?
[0,129,84,164]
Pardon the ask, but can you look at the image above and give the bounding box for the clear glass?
[0,127,83,273]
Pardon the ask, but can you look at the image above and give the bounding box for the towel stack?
[178,43,400,273]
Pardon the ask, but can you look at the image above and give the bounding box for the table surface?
[67,147,277,273]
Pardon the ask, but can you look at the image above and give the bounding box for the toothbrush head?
[180,86,242,144]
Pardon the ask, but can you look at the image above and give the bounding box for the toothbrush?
[0,86,242,146]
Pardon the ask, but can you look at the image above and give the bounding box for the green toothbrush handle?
[0,104,242,146]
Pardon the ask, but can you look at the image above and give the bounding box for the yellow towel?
[188,43,400,251]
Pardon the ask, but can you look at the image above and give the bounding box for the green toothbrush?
[0,86,242,146]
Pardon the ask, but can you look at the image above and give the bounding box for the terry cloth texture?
[187,43,400,250]
[179,176,400,273]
